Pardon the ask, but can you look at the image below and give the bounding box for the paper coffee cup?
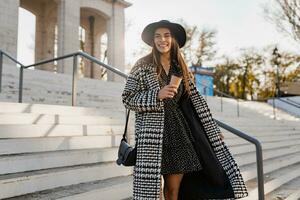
[170,75,182,89]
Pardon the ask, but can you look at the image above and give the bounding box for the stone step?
[0,91,123,108]
[266,176,300,200]
[0,135,131,155]
[222,130,299,139]
[0,162,132,199]
[235,145,300,166]
[215,117,299,125]
[223,126,298,133]
[229,140,300,155]
[217,119,300,128]
[1,136,297,175]
[244,162,300,200]
[21,96,123,110]
[224,135,300,147]
[219,122,300,129]
[210,100,299,121]
[1,68,124,96]
[0,147,119,175]
[0,113,124,125]
[58,178,133,200]
[285,190,300,200]
[0,102,125,116]
[241,152,300,182]
[0,124,125,138]
[20,77,124,95]
[6,175,133,200]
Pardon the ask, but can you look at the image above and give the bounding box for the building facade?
[0,0,131,81]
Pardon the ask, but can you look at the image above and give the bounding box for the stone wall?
[0,64,126,110]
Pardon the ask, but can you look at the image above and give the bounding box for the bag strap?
[122,109,130,140]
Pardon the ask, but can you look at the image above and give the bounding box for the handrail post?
[18,66,24,103]
[0,52,3,93]
[256,142,265,200]
[272,97,276,120]
[72,55,78,106]
[204,86,207,101]
[216,120,265,200]
[220,93,223,112]
[237,98,240,117]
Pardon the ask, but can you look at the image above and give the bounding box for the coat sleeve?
[122,67,164,113]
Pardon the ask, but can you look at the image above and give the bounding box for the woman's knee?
[165,186,179,196]
[163,173,184,199]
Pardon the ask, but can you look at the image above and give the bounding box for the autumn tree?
[194,29,217,67]
[257,46,300,99]
[236,49,264,100]
[214,57,239,95]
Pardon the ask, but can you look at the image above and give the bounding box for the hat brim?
[141,21,186,48]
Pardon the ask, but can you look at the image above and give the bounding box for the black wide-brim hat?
[141,20,186,48]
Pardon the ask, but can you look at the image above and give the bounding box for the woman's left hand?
[219,132,224,141]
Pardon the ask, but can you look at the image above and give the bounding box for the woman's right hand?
[158,85,178,100]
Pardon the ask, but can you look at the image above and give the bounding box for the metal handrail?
[23,51,127,105]
[270,96,300,120]
[0,50,127,105]
[0,49,264,199]
[286,98,300,107]
[0,50,24,66]
[24,51,127,79]
[278,98,300,109]
[216,120,264,200]
[199,82,240,117]
[0,50,25,96]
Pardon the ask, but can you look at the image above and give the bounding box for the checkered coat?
[122,57,248,199]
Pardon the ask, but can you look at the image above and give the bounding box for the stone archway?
[79,0,131,81]
[80,7,108,79]
[0,0,131,82]
[20,0,58,71]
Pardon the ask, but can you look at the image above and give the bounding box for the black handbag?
[116,109,137,166]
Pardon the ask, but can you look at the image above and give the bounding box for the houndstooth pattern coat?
[122,57,248,200]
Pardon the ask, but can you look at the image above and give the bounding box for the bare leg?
[160,175,164,200]
[163,173,184,200]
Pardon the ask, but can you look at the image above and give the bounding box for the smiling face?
[153,27,172,55]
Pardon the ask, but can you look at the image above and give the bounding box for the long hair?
[151,36,191,95]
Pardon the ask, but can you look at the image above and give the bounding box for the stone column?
[107,2,125,82]
[35,2,57,71]
[57,0,80,74]
[93,31,106,79]
[0,0,20,66]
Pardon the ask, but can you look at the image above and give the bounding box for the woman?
[122,20,248,200]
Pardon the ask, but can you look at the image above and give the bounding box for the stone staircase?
[0,94,299,199]
[206,96,300,200]
[0,102,134,200]
[267,97,300,118]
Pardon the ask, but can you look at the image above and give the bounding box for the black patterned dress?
[159,67,202,175]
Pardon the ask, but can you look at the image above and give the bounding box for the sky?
[124,0,299,65]
[17,0,299,67]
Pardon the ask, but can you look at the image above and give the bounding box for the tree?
[257,47,300,99]
[179,20,197,65]
[178,19,217,67]
[194,29,217,67]
[214,57,239,95]
[236,49,264,100]
[264,0,300,43]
